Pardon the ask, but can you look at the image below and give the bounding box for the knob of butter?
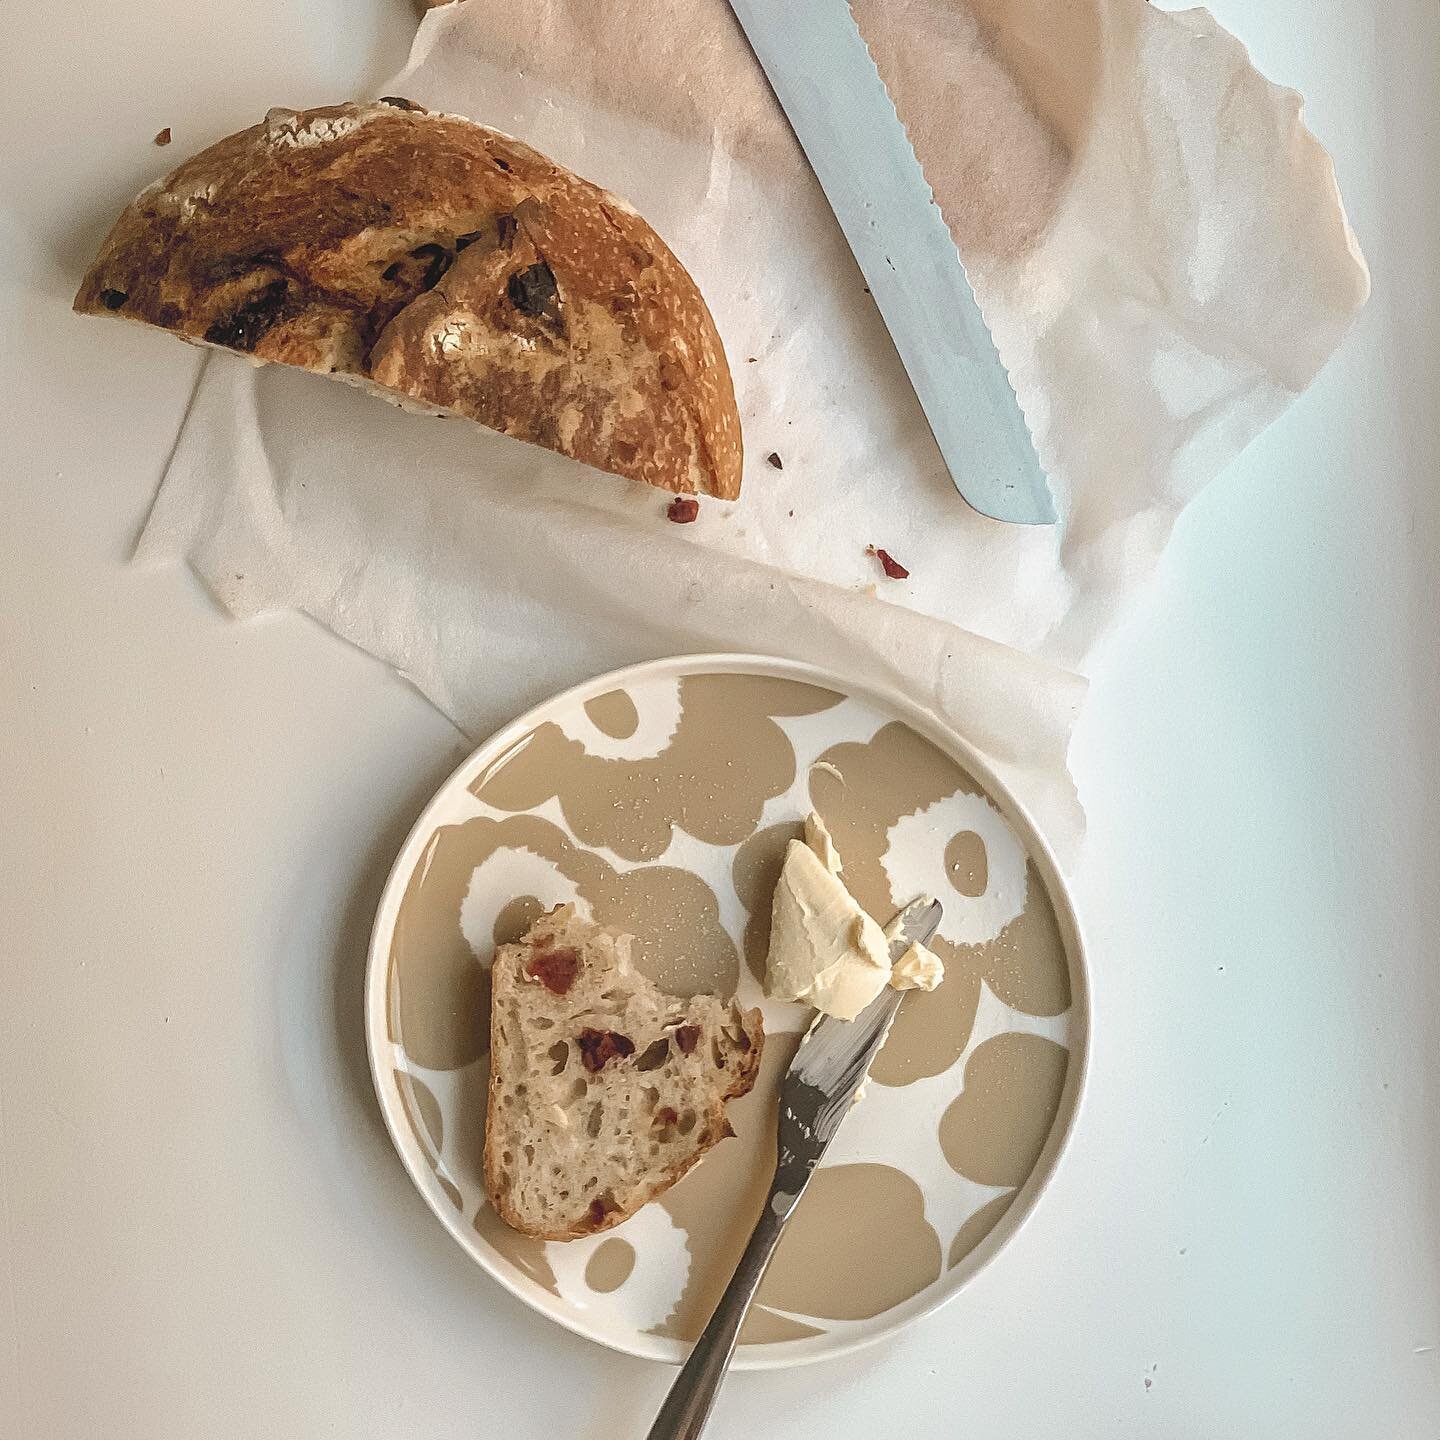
[888,938,945,992]
[764,812,945,1020]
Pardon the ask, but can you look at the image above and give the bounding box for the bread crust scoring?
[74,101,741,498]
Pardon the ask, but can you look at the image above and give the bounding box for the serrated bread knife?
[727,0,1055,524]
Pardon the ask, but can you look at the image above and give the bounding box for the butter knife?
[726,0,1055,524]
[644,897,943,1440]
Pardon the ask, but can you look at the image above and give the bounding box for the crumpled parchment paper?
[138,0,1368,857]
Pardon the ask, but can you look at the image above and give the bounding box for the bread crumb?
[766,452,783,470]
[154,127,172,147]
[866,545,909,580]
[666,496,699,524]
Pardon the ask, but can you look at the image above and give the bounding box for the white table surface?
[4,2,1438,1435]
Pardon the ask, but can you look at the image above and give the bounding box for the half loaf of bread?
[485,906,763,1240]
[74,100,741,498]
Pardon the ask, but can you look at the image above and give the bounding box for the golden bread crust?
[74,101,741,498]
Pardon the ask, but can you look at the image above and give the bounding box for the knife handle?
[644,1195,790,1440]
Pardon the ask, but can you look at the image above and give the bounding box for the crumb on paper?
[666,496,699,524]
[766,451,783,470]
[154,127,172,146]
[810,760,845,786]
[866,545,909,580]
[746,356,757,363]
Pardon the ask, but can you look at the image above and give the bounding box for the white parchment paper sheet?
[140,0,1368,855]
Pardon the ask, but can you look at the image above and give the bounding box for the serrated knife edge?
[727,0,1056,524]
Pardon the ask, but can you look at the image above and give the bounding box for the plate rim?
[364,651,1091,1370]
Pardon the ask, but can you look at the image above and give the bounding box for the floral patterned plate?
[365,654,1088,1368]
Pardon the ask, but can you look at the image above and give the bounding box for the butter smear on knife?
[765,813,944,1021]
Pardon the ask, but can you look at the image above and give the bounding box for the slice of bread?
[484,906,764,1241]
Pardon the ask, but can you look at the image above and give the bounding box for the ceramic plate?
[366,655,1088,1368]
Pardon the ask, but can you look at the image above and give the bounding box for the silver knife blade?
[771,897,942,1212]
[726,0,1055,525]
